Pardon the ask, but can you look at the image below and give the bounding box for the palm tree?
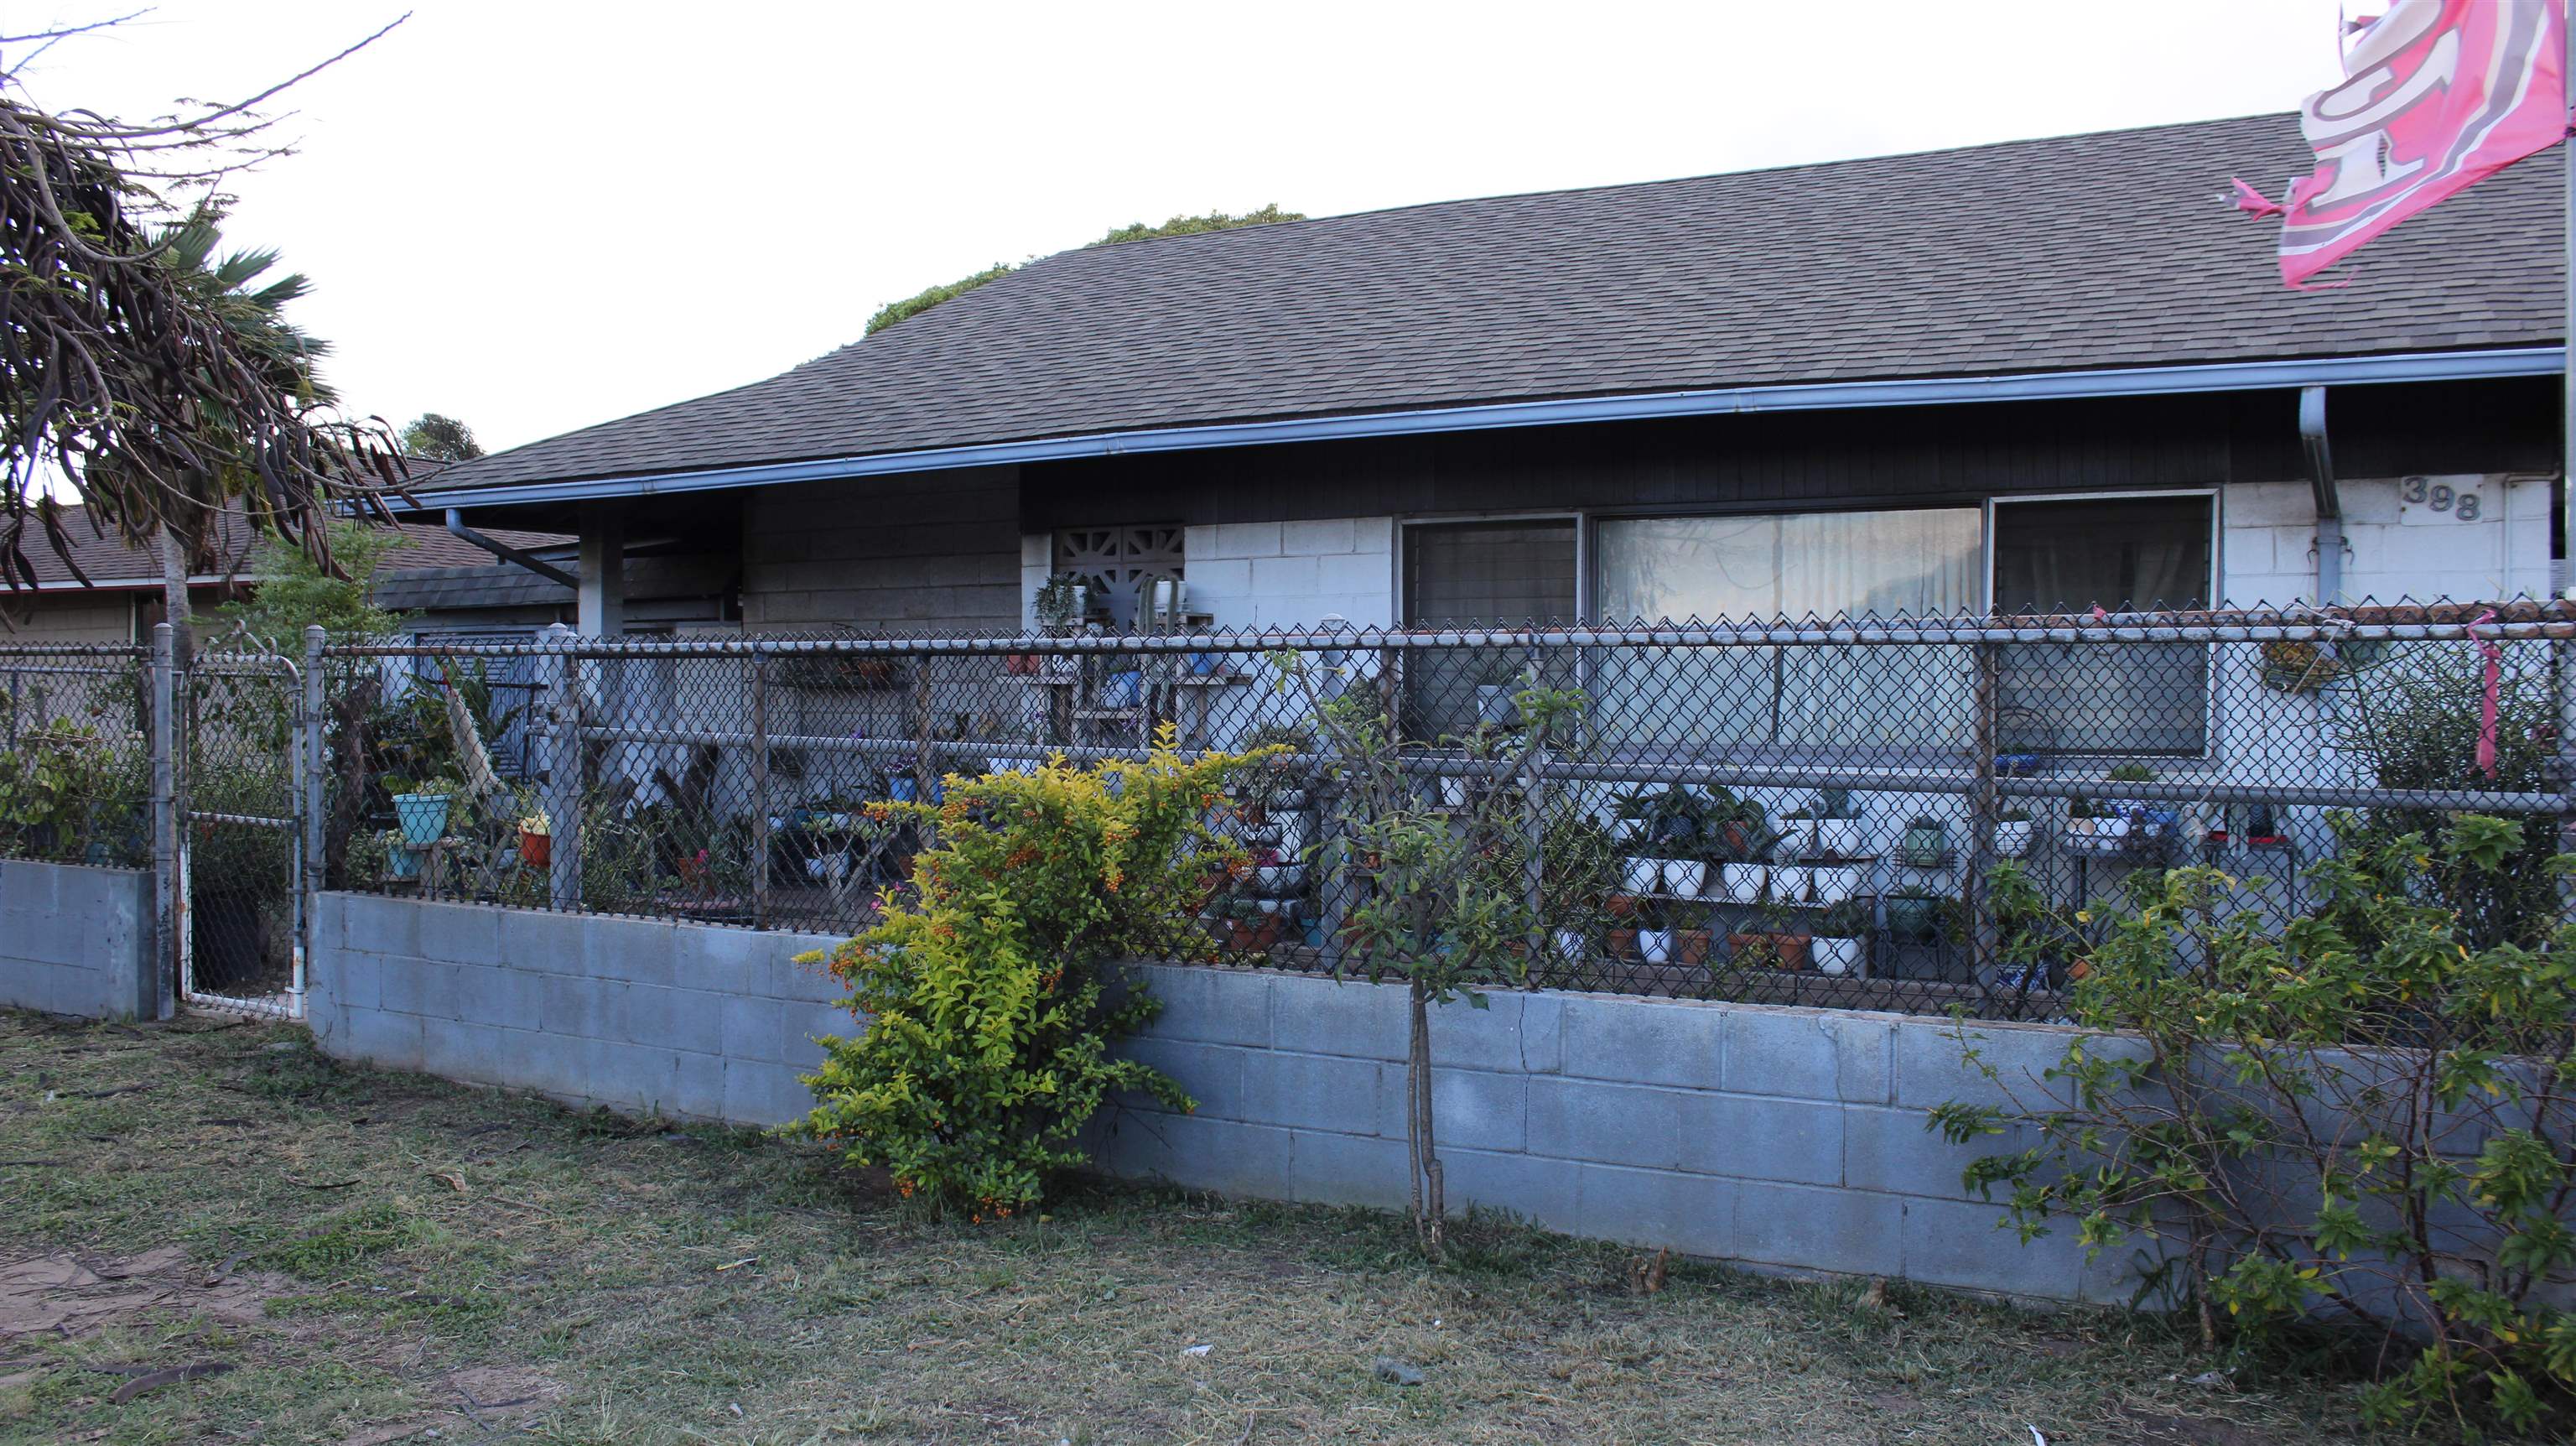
[135,218,336,658]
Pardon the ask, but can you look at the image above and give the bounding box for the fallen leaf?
[427,1170,467,1195]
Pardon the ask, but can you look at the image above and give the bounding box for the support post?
[750,654,771,929]
[1966,639,2001,991]
[535,624,584,910]
[148,622,180,1020]
[296,627,326,1016]
[577,505,625,638]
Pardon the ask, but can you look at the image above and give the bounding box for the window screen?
[1400,522,1577,740]
[1992,495,2215,755]
[1402,520,1577,626]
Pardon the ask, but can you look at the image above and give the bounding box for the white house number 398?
[2400,476,2481,520]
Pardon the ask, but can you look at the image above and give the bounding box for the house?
[0,502,735,645]
[400,112,2562,666]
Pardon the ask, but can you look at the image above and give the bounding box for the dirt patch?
[0,1246,288,1339]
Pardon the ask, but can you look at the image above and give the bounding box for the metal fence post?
[536,624,584,910]
[1966,639,2000,989]
[298,627,326,1014]
[750,653,771,929]
[148,622,180,1021]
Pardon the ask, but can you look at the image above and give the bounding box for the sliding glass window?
[1590,508,1981,755]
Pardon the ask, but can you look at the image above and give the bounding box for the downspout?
[444,508,577,588]
[2300,385,2341,606]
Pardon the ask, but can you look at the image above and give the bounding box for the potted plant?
[1898,814,1946,867]
[1656,898,1711,967]
[2105,763,2179,843]
[1992,806,2033,858]
[1033,570,1088,633]
[517,809,552,869]
[1811,901,1870,976]
[1779,805,1817,858]
[1721,856,1768,904]
[392,773,459,846]
[1815,788,1871,857]
[1768,862,1814,906]
[1810,862,1861,904]
[1886,884,1942,942]
[376,827,419,882]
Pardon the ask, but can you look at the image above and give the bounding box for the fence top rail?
[0,642,148,659]
[319,601,2576,658]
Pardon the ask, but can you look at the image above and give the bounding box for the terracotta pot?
[1673,928,1711,966]
[1607,893,1639,920]
[1727,931,1772,966]
[1767,934,1812,970]
[518,829,550,869]
[1605,928,1640,961]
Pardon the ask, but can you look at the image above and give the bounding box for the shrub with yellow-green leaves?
[784,732,1259,1218]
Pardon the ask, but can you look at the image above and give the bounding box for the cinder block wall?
[1084,964,2144,1304]
[307,894,850,1125]
[0,859,154,1021]
[308,893,2142,1303]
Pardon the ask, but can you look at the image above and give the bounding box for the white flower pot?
[1992,819,2033,858]
[1624,856,1665,895]
[1810,866,1860,905]
[1780,819,1820,857]
[1639,928,1675,964]
[1663,859,1707,897]
[1768,865,1815,905]
[1554,929,1589,964]
[1816,818,1871,857]
[1722,863,1768,904]
[1439,776,1472,808]
[1813,935,1866,976]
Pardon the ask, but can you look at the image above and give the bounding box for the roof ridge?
[1023,109,2304,261]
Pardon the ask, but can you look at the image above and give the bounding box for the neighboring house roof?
[423,112,2563,500]
[4,500,569,592]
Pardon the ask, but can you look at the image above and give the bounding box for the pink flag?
[2255,0,2567,288]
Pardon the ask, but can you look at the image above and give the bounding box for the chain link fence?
[0,644,152,869]
[306,601,2576,1023]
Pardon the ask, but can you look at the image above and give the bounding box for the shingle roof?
[7,502,569,590]
[430,112,2564,497]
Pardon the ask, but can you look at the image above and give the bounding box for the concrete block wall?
[308,894,853,1126]
[0,859,155,1020]
[1083,964,2148,1303]
[2221,475,2553,606]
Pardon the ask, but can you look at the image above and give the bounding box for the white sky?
[19,2,2351,456]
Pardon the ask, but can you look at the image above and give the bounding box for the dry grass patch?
[0,1009,2418,1443]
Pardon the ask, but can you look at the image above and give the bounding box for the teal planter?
[393,793,451,845]
[1898,821,1946,867]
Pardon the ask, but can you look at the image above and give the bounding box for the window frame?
[1391,488,2231,764]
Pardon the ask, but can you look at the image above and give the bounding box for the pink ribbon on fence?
[2470,608,2503,778]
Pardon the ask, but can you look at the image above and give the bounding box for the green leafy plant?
[1932,818,2576,1438]
[1274,650,1587,1257]
[785,731,1258,1218]
[0,720,145,864]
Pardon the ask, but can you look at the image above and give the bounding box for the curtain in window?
[1592,509,1979,755]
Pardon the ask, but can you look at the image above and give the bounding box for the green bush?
[783,731,1256,1218]
[1933,817,2576,1437]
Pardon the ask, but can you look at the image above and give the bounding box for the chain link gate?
[177,648,308,1019]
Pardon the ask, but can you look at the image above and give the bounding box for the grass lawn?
[0,1009,2392,1444]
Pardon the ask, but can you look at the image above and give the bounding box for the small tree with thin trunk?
[1273,649,1584,1257]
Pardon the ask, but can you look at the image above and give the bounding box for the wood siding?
[1021,379,2558,530]
[742,466,1021,631]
